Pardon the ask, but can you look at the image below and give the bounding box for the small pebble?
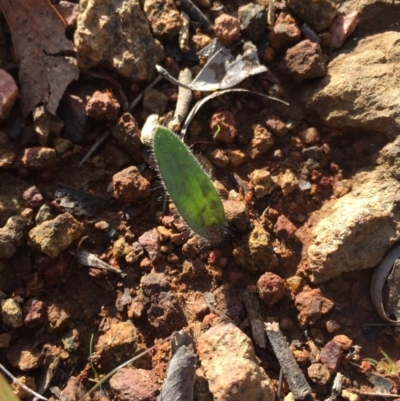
[332,334,352,350]
[11,376,37,399]
[214,14,241,46]
[95,221,110,230]
[113,166,151,203]
[299,127,320,144]
[268,12,301,51]
[341,389,360,401]
[143,89,168,115]
[326,319,340,333]
[22,186,44,209]
[86,90,120,121]
[307,363,331,385]
[273,215,297,240]
[1,298,23,328]
[21,147,58,170]
[257,272,285,305]
[0,69,19,120]
[238,3,267,42]
[265,116,288,137]
[320,340,343,371]
[210,111,237,144]
[280,40,327,81]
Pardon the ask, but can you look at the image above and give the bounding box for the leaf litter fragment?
[76,250,127,278]
[157,332,196,401]
[370,242,400,324]
[0,0,79,117]
[156,40,268,92]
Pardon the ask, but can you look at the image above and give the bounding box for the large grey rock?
[297,138,400,283]
[302,32,400,138]
[74,0,164,81]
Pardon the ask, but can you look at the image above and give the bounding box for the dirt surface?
[0,0,400,400]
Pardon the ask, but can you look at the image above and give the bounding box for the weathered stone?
[75,0,164,81]
[5,339,44,371]
[0,69,19,120]
[223,199,249,232]
[320,340,343,371]
[286,0,338,31]
[214,13,241,46]
[307,363,331,385]
[268,12,301,51]
[295,288,334,325]
[112,113,143,163]
[138,229,160,262]
[196,322,275,401]
[1,298,23,328]
[233,223,279,272]
[238,3,267,42]
[143,0,181,41]
[28,213,85,258]
[297,148,400,282]
[95,320,150,371]
[113,166,151,203]
[21,147,58,170]
[302,32,400,138]
[0,216,31,259]
[110,368,159,401]
[281,40,327,81]
[257,272,285,306]
[86,90,120,120]
[249,169,277,199]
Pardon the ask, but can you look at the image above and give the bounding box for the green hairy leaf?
[153,126,225,243]
[0,374,21,401]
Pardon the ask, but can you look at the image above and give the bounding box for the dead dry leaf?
[370,242,400,324]
[156,40,268,92]
[0,0,79,117]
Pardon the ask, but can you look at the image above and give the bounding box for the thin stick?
[0,363,48,401]
[89,333,100,381]
[268,0,275,27]
[77,332,175,401]
[356,392,400,398]
[179,0,212,29]
[277,368,284,400]
[129,75,163,112]
[79,130,110,168]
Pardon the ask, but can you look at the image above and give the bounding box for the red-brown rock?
[22,186,44,209]
[257,272,285,306]
[269,12,301,51]
[320,340,343,371]
[214,14,241,46]
[110,368,159,401]
[273,215,297,240]
[23,298,46,328]
[112,113,143,163]
[86,90,120,121]
[113,166,151,203]
[281,40,327,81]
[294,288,334,325]
[0,69,19,120]
[210,111,237,144]
[21,147,58,170]
[138,229,160,262]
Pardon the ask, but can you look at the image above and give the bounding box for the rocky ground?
[0,0,400,400]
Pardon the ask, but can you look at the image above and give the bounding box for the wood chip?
[265,322,312,400]
[242,290,266,348]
